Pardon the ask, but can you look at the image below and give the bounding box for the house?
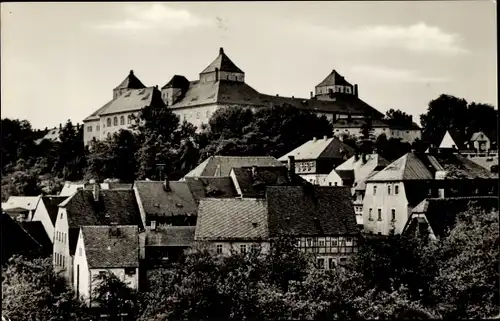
[278,136,355,185]
[133,179,198,229]
[184,155,283,178]
[195,185,359,269]
[2,196,41,221]
[1,213,51,264]
[32,196,68,243]
[332,118,421,143]
[53,185,142,285]
[184,176,239,202]
[352,171,379,226]
[73,225,139,304]
[402,196,499,239]
[195,198,269,255]
[335,151,389,188]
[469,131,491,152]
[229,163,310,198]
[144,226,195,267]
[83,47,419,144]
[363,151,498,236]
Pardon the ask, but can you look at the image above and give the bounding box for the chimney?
[292,96,294,99]
[130,70,134,76]
[219,47,224,55]
[93,183,100,202]
[354,84,358,97]
[310,91,313,98]
[163,177,171,192]
[276,94,279,97]
[287,156,296,177]
[323,135,328,140]
[313,137,317,142]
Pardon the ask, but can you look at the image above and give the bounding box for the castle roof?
[113,70,146,91]
[316,70,352,87]
[200,47,244,74]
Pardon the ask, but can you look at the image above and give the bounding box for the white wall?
[362,182,409,235]
[83,120,100,145]
[53,207,72,283]
[31,199,55,243]
[299,173,330,186]
[324,171,343,187]
[74,230,90,300]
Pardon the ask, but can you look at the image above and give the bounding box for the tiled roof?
[113,70,146,90]
[279,137,355,161]
[1,214,44,263]
[431,153,498,180]
[161,75,190,90]
[231,166,309,197]
[266,186,359,236]
[200,48,244,74]
[333,118,388,128]
[134,181,198,217]
[185,156,283,177]
[407,197,499,238]
[184,177,238,203]
[41,196,68,225]
[316,70,352,87]
[19,221,52,254]
[83,87,163,121]
[3,196,41,212]
[354,170,379,191]
[82,225,139,268]
[336,153,390,179]
[61,189,142,254]
[336,170,355,186]
[368,153,434,182]
[146,226,195,247]
[195,198,268,241]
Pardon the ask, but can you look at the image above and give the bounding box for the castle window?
[196,112,200,119]
[113,117,118,126]
[127,116,131,124]
[120,116,125,125]
[107,118,111,127]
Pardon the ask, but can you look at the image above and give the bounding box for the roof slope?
[439,131,459,149]
[231,166,309,197]
[134,181,198,217]
[184,177,238,202]
[1,214,44,264]
[266,186,358,236]
[162,75,190,90]
[19,221,52,254]
[185,156,283,177]
[3,196,41,212]
[316,70,352,87]
[82,225,139,268]
[200,48,244,74]
[113,70,146,90]
[432,153,498,180]
[146,226,196,247]
[279,137,355,161]
[41,196,68,225]
[195,198,268,241]
[368,153,433,182]
[470,131,489,141]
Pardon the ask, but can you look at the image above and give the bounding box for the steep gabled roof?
[3,196,41,212]
[431,153,498,180]
[316,70,352,87]
[200,47,244,74]
[113,70,146,90]
[439,130,460,149]
[368,153,433,182]
[82,225,139,268]
[134,181,198,217]
[279,137,355,161]
[470,131,489,142]
[184,156,283,177]
[266,186,358,236]
[184,177,238,203]
[195,198,268,241]
[162,75,190,90]
[41,196,69,225]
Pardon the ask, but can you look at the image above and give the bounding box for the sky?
[1,1,497,130]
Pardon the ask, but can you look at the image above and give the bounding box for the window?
[62,257,65,268]
[395,185,399,195]
[317,258,325,269]
[216,244,223,254]
[251,244,259,253]
[240,244,247,254]
[120,116,125,125]
[369,208,373,220]
[373,185,377,195]
[79,248,82,256]
[107,118,111,127]
[391,209,396,221]
[125,267,135,275]
[329,258,336,269]
[206,110,210,118]
[347,237,352,243]
[346,87,352,94]
[306,238,312,247]
[334,182,338,186]
[329,182,332,186]
[113,117,118,126]
[339,257,347,265]
[196,112,200,119]
[319,240,325,247]
[55,253,58,265]
[87,126,92,132]
[378,209,382,221]
[332,239,338,246]
[96,125,100,131]
[60,212,63,219]
[388,185,391,195]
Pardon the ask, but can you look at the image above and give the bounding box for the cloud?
[349,65,451,83]
[95,4,208,33]
[294,22,468,56]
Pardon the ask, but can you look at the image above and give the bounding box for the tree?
[2,255,91,321]
[1,118,36,174]
[53,120,86,181]
[385,109,413,128]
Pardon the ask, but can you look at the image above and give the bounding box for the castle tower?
[199,47,245,83]
[314,70,358,101]
[112,70,146,99]
[161,75,190,106]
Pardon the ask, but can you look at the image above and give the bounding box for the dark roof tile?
[184,177,238,202]
[185,156,283,177]
[146,226,195,247]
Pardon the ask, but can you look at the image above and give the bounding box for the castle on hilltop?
[82,47,421,146]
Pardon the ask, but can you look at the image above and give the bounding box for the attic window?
[191,97,198,101]
[138,89,146,95]
[175,203,184,208]
[141,93,150,100]
[124,92,131,97]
